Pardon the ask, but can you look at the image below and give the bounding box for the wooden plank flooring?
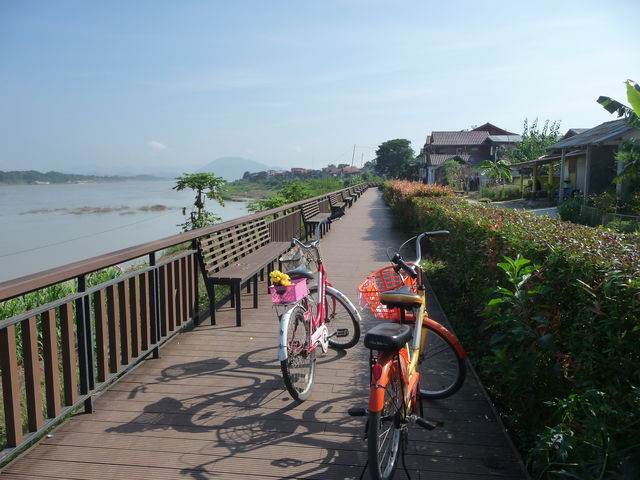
[0,189,528,479]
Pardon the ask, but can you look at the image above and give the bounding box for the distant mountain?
[196,157,277,181]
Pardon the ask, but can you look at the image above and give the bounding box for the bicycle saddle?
[364,323,412,351]
[378,285,424,309]
[285,266,315,280]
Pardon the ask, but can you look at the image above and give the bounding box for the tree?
[597,79,640,127]
[374,139,415,179]
[507,118,561,164]
[598,79,640,185]
[247,181,312,212]
[478,159,513,186]
[440,160,466,189]
[173,172,226,231]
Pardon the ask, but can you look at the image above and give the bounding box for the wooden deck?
[0,189,528,479]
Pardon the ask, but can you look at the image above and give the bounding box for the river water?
[0,181,249,282]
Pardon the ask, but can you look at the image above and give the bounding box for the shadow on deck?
[0,189,528,480]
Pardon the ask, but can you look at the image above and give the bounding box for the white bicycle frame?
[277,218,360,361]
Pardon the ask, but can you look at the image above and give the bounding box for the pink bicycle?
[272,213,361,401]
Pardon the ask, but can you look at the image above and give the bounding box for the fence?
[0,185,361,462]
[580,204,640,228]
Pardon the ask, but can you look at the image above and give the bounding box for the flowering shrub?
[383,180,455,203]
[383,180,455,230]
[382,182,640,478]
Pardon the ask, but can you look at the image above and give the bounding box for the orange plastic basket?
[358,265,417,320]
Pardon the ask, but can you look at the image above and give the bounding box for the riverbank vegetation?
[0,170,159,185]
[383,180,640,479]
[222,173,377,202]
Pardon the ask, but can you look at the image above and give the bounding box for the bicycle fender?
[368,352,395,413]
[424,318,467,359]
[278,306,298,361]
[325,285,362,324]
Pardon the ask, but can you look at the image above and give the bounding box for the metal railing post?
[76,274,95,413]
[149,252,160,359]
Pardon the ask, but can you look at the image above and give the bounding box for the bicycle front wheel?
[367,367,403,480]
[280,305,316,401]
[308,285,361,349]
[418,322,466,399]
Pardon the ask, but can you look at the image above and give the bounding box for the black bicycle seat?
[364,323,412,351]
[378,285,423,309]
[285,266,314,280]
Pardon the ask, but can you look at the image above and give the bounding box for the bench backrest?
[199,218,271,275]
[301,200,320,220]
[329,193,343,206]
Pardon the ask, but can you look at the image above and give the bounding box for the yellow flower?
[269,270,291,286]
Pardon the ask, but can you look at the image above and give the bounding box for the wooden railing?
[0,184,366,462]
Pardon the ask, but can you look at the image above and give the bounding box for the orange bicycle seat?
[378,285,423,309]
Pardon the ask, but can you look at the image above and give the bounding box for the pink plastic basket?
[269,277,309,304]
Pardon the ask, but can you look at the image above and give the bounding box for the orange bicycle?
[352,231,467,479]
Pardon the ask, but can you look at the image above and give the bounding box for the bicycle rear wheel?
[280,306,316,401]
[418,323,466,399]
[308,285,361,349]
[367,366,403,480]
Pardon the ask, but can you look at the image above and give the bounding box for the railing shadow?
[105,344,367,479]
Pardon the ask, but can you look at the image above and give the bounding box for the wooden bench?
[348,186,362,201]
[340,190,354,208]
[301,200,331,240]
[197,218,290,326]
[329,193,347,215]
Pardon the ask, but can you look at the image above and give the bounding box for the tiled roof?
[429,131,490,146]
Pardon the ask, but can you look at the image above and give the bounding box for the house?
[324,166,363,177]
[540,119,639,200]
[508,128,588,198]
[419,123,521,186]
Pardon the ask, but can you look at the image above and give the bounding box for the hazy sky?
[1,1,639,175]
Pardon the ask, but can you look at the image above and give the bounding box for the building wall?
[432,145,491,157]
[588,145,617,196]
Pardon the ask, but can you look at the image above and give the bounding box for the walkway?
[0,189,528,479]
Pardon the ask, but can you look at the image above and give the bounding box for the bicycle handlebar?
[392,253,418,279]
[391,230,450,276]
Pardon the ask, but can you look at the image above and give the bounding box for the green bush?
[606,218,640,233]
[382,182,640,478]
[556,197,584,223]
[480,184,522,201]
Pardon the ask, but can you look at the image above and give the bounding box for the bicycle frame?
[277,219,337,361]
[368,231,465,413]
[368,262,426,414]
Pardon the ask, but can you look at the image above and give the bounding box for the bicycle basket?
[280,245,319,272]
[357,265,417,321]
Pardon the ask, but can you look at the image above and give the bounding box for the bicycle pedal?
[348,407,367,417]
[412,416,441,430]
[424,416,444,427]
[335,328,349,338]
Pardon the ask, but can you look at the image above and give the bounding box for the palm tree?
[478,159,513,187]
[598,80,640,185]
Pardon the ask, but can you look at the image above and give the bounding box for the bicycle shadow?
[104,341,369,479]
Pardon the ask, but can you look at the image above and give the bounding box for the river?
[0,180,249,283]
